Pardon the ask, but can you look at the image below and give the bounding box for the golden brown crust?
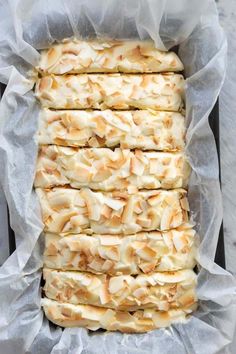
[43,226,196,274]
[37,109,186,151]
[42,298,197,332]
[43,268,197,311]
[35,73,185,111]
[37,39,184,75]
[34,146,191,191]
[36,187,189,234]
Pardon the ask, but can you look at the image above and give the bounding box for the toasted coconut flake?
[89,259,103,272]
[46,47,61,68]
[101,259,114,272]
[101,205,112,219]
[177,289,197,307]
[147,193,161,206]
[61,306,73,318]
[136,217,152,228]
[99,236,122,246]
[104,197,126,211]
[38,76,53,91]
[160,206,174,230]
[180,197,190,211]
[99,281,111,304]
[49,193,72,211]
[110,214,122,228]
[127,185,138,194]
[139,262,157,274]
[121,195,135,223]
[130,157,145,176]
[109,276,125,294]
[172,232,186,251]
[133,287,148,300]
[92,167,112,182]
[50,211,77,233]
[46,242,58,256]
[81,305,104,321]
[153,311,171,327]
[100,309,116,327]
[136,246,157,261]
[105,246,120,261]
[80,188,101,221]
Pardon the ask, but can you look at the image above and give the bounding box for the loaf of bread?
[35,146,190,190]
[35,73,185,111]
[43,268,197,311]
[36,187,189,234]
[37,39,184,74]
[43,226,196,274]
[42,298,197,332]
[37,109,186,151]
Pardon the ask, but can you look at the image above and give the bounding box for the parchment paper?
[0,0,235,353]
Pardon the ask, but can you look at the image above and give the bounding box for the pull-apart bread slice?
[42,298,197,332]
[36,187,189,234]
[43,226,196,274]
[35,146,191,190]
[43,268,197,311]
[37,109,186,151]
[35,73,185,111]
[37,39,184,74]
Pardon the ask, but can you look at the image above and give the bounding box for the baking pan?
[0,84,225,269]
[209,100,225,268]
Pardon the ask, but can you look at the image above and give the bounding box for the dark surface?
[7,210,16,255]
[209,100,225,268]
